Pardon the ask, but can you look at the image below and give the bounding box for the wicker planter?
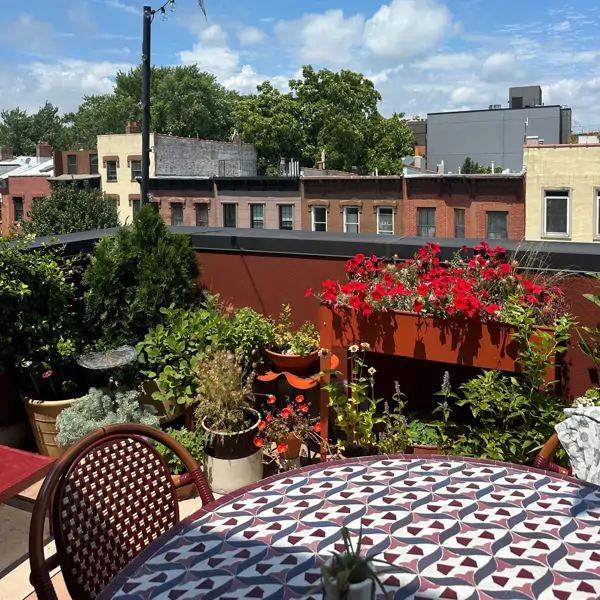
[202,409,263,495]
[279,433,302,459]
[22,395,80,458]
[139,380,184,425]
[266,349,319,375]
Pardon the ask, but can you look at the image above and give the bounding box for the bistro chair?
[29,423,215,600]
[533,433,571,475]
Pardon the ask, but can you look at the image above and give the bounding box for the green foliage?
[155,427,204,475]
[378,383,411,454]
[55,387,160,447]
[84,205,199,348]
[443,302,573,463]
[408,420,442,447]
[367,113,416,175]
[461,156,503,174]
[272,304,318,356]
[0,235,81,395]
[578,273,600,368]
[22,182,120,237]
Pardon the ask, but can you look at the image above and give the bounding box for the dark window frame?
[544,189,569,236]
[67,154,78,175]
[278,205,293,230]
[195,203,209,227]
[106,160,117,182]
[89,154,99,175]
[454,208,466,238]
[130,160,142,182]
[171,203,184,226]
[223,203,237,228]
[13,196,24,222]
[486,211,508,240]
[417,207,436,237]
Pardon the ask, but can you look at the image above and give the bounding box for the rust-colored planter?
[411,444,440,456]
[320,306,553,376]
[279,434,302,459]
[266,349,319,375]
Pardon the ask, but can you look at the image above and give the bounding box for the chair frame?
[29,423,214,600]
[533,433,570,475]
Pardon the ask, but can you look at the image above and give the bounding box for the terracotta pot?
[139,380,184,425]
[265,349,319,375]
[176,482,196,501]
[279,434,302,459]
[22,395,81,458]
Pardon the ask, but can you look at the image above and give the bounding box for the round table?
[100,456,600,599]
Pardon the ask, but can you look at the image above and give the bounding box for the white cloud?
[101,0,138,16]
[68,2,95,33]
[237,27,267,46]
[275,10,365,65]
[1,14,58,54]
[418,53,479,72]
[363,0,456,61]
[479,52,526,82]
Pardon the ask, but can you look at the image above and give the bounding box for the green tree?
[367,113,415,175]
[461,156,503,174]
[22,182,120,237]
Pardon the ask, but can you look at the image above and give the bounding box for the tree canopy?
[0,64,415,175]
[461,157,503,174]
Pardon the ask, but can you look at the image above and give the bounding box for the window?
[196,203,208,227]
[130,160,142,181]
[106,160,117,181]
[223,203,237,227]
[377,207,394,235]
[171,203,183,226]
[67,155,77,175]
[417,207,436,237]
[89,154,98,175]
[132,199,141,215]
[343,206,360,233]
[13,197,23,222]
[279,205,293,230]
[597,190,600,238]
[311,206,327,232]
[544,190,569,236]
[486,211,508,239]
[250,204,264,229]
[454,209,466,238]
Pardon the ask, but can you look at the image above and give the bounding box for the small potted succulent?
[266,304,320,375]
[322,526,407,600]
[194,349,263,494]
[254,394,323,463]
[155,427,204,500]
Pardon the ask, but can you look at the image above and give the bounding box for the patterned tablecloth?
[101,456,600,599]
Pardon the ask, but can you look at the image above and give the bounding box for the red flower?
[486,304,499,314]
[494,246,506,254]
[361,302,373,316]
[349,295,362,309]
[258,420,266,430]
[276,444,289,455]
[42,370,53,379]
[461,245,469,253]
[282,407,292,418]
[526,295,539,305]
[499,263,512,274]
[370,254,378,263]
[453,297,468,311]
[314,423,321,433]
[428,242,440,255]
[253,437,263,448]
[355,253,365,262]
[413,299,424,312]
[417,283,429,296]
[267,395,276,404]
[295,395,305,403]
[299,404,309,413]
[305,288,313,297]
[266,414,273,422]
[370,290,382,302]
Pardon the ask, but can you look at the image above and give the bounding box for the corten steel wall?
[404,177,525,240]
[2,175,51,236]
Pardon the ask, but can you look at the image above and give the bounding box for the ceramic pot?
[323,558,375,600]
[265,349,319,375]
[202,409,263,494]
[279,433,302,459]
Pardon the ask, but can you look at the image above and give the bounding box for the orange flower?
[266,414,273,422]
[314,423,321,433]
[276,444,289,454]
[295,395,305,403]
[258,420,266,430]
[267,395,276,404]
[299,404,309,413]
[253,437,263,447]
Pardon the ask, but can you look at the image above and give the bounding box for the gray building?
[154,134,257,178]
[426,86,571,173]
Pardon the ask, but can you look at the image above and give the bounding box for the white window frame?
[377,206,394,235]
[311,206,327,232]
[343,206,360,233]
[278,204,294,230]
[250,204,265,229]
[543,189,570,238]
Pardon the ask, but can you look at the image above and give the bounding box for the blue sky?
[1,0,599,129]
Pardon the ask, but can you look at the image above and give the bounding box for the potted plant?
[155,427,204,500]
[320,343,383,458]
[322,526,407,600]
[266,304,319,374]
[253,394,322,463]
[55,386,160,450]
[194,349,263,494]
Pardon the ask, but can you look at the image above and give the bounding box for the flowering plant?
[314,242,565,326]
[253,394,322,455]
[271,304,319,356]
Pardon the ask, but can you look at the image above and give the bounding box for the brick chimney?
[36,142,52,159]
[0,147,14,161]
[126,121,141,134]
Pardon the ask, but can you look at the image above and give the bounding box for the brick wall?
[2,175,51,236]
[53,150,98,176]
[152,192,216,226]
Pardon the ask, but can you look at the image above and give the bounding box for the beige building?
[524,143,600,242]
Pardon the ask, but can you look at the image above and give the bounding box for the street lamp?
[140,0,206,205]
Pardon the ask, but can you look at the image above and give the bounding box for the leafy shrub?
[378,383,411,454]
[408,420,442,447]
[0,235,82,397]
[272,304,318,356]
[155,427,204,475]
[56,386,160,447]
[22,182,120,237]
[84,205,199,347]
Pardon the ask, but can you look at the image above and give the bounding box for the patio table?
[0,445,55,504]
[99,455,600,599]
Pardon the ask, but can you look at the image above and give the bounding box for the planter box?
[319,305,553,375]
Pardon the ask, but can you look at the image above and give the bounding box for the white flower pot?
[323,558,375,600]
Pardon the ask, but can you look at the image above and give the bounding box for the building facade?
[524,143,600,242]
[53,149,99,177]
